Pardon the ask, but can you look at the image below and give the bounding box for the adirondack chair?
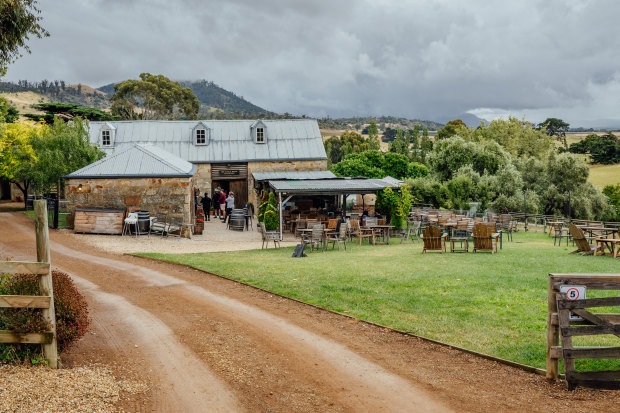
[421,225,447,253]
[472,223,499,254]
[568,224,600,256]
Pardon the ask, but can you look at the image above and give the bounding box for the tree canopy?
[538,117,570,150]
[110,73,200,120]
[24,102,116,123]
[435,119,467,140]
[569,133,619,164]
[332,150,428,180]
[0,0,48,76]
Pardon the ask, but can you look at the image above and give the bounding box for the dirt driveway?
[0,211,617,412]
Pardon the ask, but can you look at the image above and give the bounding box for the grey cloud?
[5,0,620,126]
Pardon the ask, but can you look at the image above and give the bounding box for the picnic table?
[578,225,619,239]
[594,238,620,258]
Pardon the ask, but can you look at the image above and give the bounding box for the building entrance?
[211,163,248,208]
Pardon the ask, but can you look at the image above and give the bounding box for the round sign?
[565,287,580,300]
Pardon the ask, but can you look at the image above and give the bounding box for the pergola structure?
[268,177,402,240]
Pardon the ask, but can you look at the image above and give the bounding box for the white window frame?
[256,127,265,143]
[195,128,207,145]
[101,129,112,147]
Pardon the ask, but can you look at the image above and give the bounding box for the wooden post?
[546,274,559,380]
[34,200,58,369]
[278,192,283,241]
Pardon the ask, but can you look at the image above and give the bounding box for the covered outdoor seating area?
[267,177,402,252]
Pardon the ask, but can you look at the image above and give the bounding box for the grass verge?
[138,232,619,371]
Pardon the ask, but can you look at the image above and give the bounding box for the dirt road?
[0,211,617,412]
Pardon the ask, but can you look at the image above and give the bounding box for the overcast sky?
[5,0,620,127]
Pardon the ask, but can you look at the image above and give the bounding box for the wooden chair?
[349,220,373,245]
[303,224,325,252]
[472,223,499,254]
[328,225,348,251]
[421,225,447,253]
[327,218,339,230]
[401,220,421,243]
[568,224,601,256]
[499,214,513,241]
[295,219,307,237]
[259,222,280,249]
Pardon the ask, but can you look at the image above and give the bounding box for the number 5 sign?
[560,285,586,321]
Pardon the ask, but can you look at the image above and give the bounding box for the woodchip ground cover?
[141,231,619,372]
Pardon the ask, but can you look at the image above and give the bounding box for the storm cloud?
[5,0,620,126]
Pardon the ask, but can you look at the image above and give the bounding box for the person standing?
[213,188,221,219]
[219,189,227,221]
[201,192,212,221]
[225,192,235,223]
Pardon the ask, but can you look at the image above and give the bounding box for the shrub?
[263,192,279,231]
[0,270,89,363]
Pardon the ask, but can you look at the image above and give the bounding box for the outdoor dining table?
[594,237,620,258]
[297,228,335,250]
[368,224,394,245]
[578,226,619,239]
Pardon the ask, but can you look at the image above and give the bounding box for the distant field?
[589,163,620,187]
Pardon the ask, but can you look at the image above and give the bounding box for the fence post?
[546,274,559,380]
[34,200,58,368]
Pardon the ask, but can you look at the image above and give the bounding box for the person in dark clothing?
[201,193,211,221]
[213,189,220,218]
[361,210,370,227]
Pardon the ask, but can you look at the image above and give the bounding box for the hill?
[0,80,110,109]
[318,116,444,132]
[98,79,273,118]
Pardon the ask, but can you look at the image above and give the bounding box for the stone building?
[65,119,327,222]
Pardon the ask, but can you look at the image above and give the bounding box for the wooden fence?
[547,273,620,390]
[0,200,58,368]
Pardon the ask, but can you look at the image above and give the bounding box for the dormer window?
[100,123,115,147]
[251,120,267,144]
[102,130,111,146]
[196,129,206,145]
[193,123,210,145]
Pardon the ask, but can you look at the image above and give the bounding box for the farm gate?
[547,273,620,390]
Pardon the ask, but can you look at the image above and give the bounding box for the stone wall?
[247,160,328,208]
[65,177,192,225]
[189,160,328,212]
[192,163,212,195]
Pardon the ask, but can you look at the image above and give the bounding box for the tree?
[30,118,105,194]
[388,129,408,156]
[420,126,431,161]
[0,0,48,76]
[0,96,19,123]
[474,116,552,159]
[25,103,116,124]
[569,133,619,164]
[538,117,569,150]
[382,127,397,142]
[435,119,468,140]
[367,121,380,150]
[0,120,42,206]
[110,73,200,120]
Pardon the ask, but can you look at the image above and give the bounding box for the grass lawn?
[589,163,620,188]
[140,232,619,371]
[24,209,68,229]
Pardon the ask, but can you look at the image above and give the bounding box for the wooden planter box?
[74,208,125,235]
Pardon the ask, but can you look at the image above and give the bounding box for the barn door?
[229,180,248,208]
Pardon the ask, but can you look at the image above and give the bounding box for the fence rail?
[547,273,620,390]
[0,200,58,368]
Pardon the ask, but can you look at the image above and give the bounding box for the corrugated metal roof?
[252,171,336,181]
[268,178,400,194]
[382,176,404,186]
[88,119,326,163]
[65,144,195,178]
